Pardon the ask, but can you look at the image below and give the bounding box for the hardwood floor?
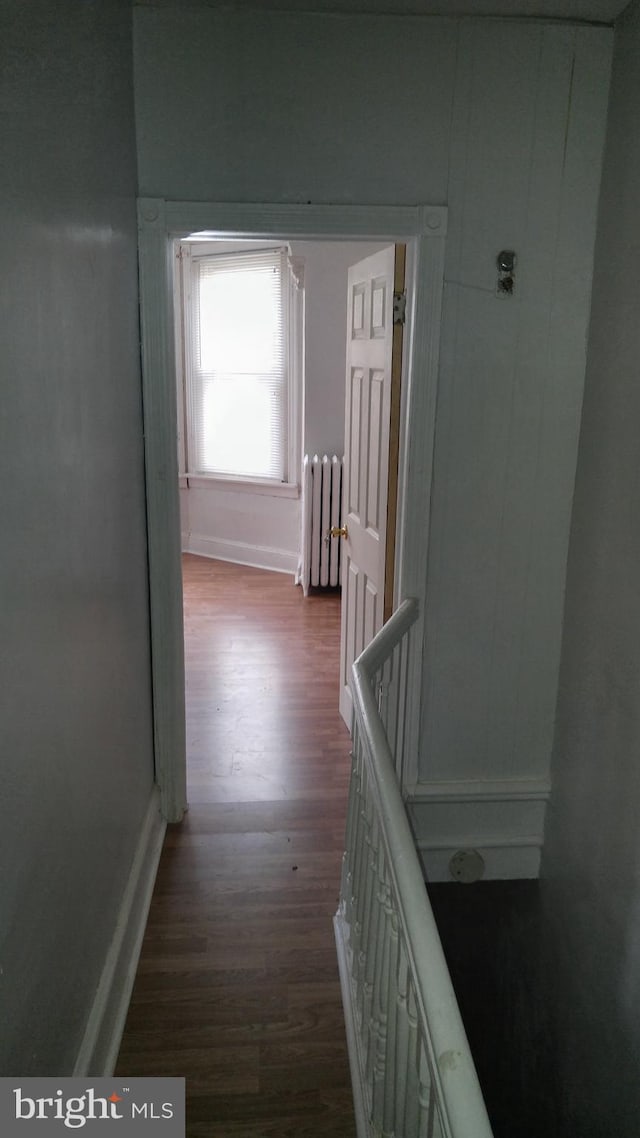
[116,555,356,1137]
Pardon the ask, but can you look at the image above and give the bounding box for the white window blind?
[188,248,288,481]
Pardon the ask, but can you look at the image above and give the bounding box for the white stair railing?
[334,598,493,1138]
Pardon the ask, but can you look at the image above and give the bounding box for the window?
[177,244,299,486]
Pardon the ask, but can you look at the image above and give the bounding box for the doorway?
[174,234,402,737]
[173,236,387,578]
[137,198,447,822]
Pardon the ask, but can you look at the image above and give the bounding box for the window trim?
[174,239,302,496]
[179,472,299,498]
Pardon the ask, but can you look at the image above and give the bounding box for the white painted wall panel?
[445,23,552,290]
[423,284,525,777]
[421,24,612,783]
[133,11,456,205]
[183,483,301,573]
[541,4,640,1130]
[293,240,385,459]
[0,2,155,1074]
[516,26,614,777]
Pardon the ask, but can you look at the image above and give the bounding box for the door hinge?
[393,289,407,325]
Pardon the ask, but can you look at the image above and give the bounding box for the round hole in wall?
[449,849,485,884]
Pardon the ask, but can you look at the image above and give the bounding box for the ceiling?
[135,0,629,24]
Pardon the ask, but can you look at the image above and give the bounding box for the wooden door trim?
[137,199,447,820]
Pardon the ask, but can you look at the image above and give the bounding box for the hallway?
[116,555,356,1136]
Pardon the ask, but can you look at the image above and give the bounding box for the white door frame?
[137,198,447,822]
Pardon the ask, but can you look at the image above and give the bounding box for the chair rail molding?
[137,198,448,822]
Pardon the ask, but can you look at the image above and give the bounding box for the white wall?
[133,10,455,205]
[412,22,612,876]
[179,239,383,573]
[181,481,300,573]
[541,2,640,1130]
[295,240,386,459]
[0,1,156,1072]
[134,8,612,872]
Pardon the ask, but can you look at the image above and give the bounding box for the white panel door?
[338,245,404,727]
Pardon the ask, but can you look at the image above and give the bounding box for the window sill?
[181,473,299,499]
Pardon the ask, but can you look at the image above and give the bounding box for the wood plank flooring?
[116,555,356,1137]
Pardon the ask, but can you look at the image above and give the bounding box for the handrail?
[336,598,493,1138]
[356,596,419,676]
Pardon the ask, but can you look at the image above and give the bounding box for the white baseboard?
[334,912,371,1138]
[407,778,549,882]
[416,842,542,881]
[73,785,166,1076]
[183,533,298,575]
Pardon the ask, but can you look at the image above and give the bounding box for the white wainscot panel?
[407,779,550,882]
[183,483,300,574]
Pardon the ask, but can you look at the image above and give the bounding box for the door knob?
[327,525,348,541]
